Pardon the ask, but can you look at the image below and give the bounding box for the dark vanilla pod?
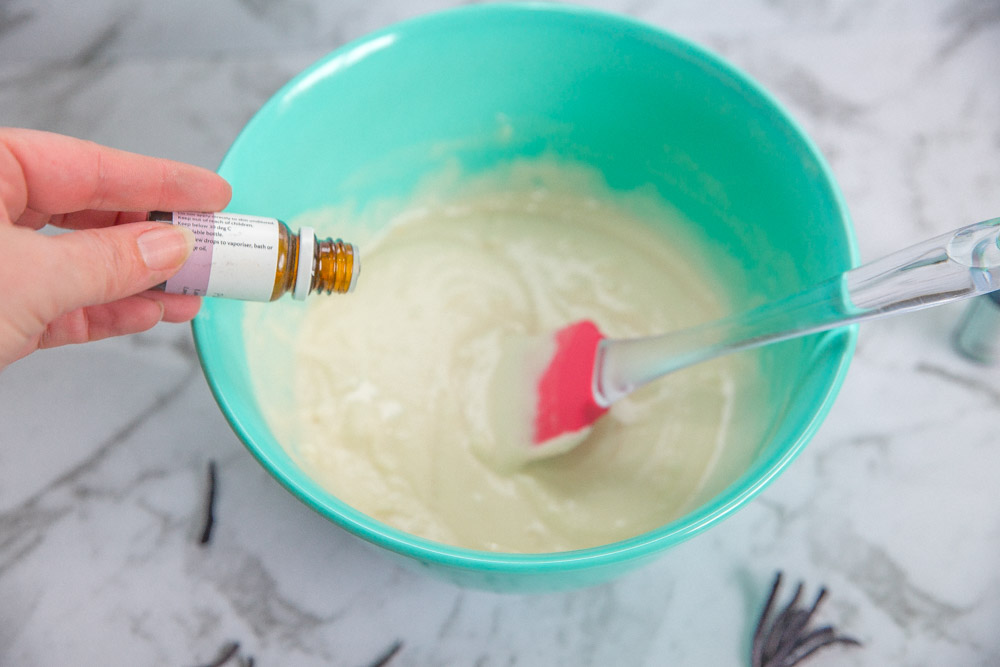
[751,572,861,667]
[199,461,217,546]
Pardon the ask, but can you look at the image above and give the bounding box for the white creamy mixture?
[247,162,762,553]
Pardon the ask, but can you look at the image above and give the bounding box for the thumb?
[34,221,195,319]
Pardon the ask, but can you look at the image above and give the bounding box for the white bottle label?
[164,212,279,301]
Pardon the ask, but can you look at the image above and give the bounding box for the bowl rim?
[193,2,859,574]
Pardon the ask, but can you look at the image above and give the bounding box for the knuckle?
[60,229,143,305]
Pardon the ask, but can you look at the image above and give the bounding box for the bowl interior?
[193,4,855,588]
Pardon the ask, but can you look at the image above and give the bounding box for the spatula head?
[533,319,609,445]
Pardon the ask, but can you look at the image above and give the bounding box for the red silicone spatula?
[529,217,1000,448]
[533,320,608,444]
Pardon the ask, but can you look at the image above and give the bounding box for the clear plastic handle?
[595,218,1000,405]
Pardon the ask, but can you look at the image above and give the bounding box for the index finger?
[0,128,232,223]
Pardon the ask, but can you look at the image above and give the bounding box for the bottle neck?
[311,238,358,294]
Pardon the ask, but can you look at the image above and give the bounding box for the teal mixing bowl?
[193,4,856,592]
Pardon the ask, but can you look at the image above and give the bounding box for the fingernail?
[137,225,195,270]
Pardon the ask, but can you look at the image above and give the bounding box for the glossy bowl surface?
[193,4,857,592]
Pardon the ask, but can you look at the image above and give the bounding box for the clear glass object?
[953,290,1000,364]
[596,217,1000,405]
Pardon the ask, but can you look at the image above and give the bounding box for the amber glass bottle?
[148,211,358,301]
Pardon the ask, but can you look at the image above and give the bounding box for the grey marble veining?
[2,1,1000,665]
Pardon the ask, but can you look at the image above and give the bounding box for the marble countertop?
[2,1,999,665]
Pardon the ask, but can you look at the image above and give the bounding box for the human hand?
[0,128,232,370]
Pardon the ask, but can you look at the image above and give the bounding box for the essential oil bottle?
[148,211,359,301]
